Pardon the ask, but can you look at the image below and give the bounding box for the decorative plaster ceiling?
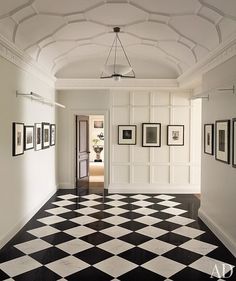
[0,0,236,79]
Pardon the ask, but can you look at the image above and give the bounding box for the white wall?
[199,55,236,257]
[0,57,57,249]
[110,90,201,193]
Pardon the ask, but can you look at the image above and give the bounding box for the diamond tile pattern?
[0,192,235,280]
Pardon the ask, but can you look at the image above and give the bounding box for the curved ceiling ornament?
[0,0,235,79]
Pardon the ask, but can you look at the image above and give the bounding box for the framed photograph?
[204,124,214,155]
[12,122,24,156]
[50,124,56,146]
[24,126,34,150]
[232,119,236,168]
[42,122,50,149]
[118,125,136,145]
[167,125,184,146]
[35,123,42,151]
[94,121,103,128]
[142,123,161,147]
[215,120,230,164]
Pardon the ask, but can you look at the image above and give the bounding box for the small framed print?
[142,123,161,147]
[50,124,56,146]
[94,121,103,128]
[35,123,42,151]
[12,122,24,156]
[232,119,236,168]
[204,124,214,155]
[118,125,136,145]
[167,125,184,146]
[215,120,230,164]
[42,122,50,149]
[24,125,34,150]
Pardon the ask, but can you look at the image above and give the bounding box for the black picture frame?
[24,125,34,151]
[232,118,236,168]
[35,123,42,151]
[215,120,230,164]
[42,122,50,149]
[167,125,184,146]
[118,125,136,145]
[204,124,214,155]
[142,123,161,147]
[12,122,24,156]
[50,124,56,146]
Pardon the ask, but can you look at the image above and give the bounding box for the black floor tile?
[80,232,112,245]
[171,267,219,281]
[52,220,78,231]
[75,247,112,264]
[0,269,10,280]
[119,221,146,231]
[119,247,156,265]
[42,232,74,245]
[119,267,165,281]
[158,232,190,246]
[119,232,151,245]
[0,247,24,263]
[30,247,68,264]
[154,220,180,231]
[85,221,113,231]
[67,266,112,281]
[120,211,143,220]
[163,247,202,265]
[14,266,60,281]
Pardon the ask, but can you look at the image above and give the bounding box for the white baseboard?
[108,184,200,194]
[58,183,75,189]
[0,187,57,250]
[198,208,236,257]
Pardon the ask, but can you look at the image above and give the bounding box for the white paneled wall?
[110,90,201,193]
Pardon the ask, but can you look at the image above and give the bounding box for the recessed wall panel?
[133,146,149,163]
[113,145,130,163]
[133,165,149,184]
[173,166,190,184]
[112,91,130,106]
[113,107,129,125]
[152,146,170,163]
[152,91,170,106]
[172,92,190,106]
[132,91,149,106]
[112,166,129,184]
[152,166,170,184]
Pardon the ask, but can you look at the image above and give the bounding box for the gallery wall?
[199,55,236,256]
[0,56,57,248]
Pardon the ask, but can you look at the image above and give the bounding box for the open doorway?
[76,114,104,194]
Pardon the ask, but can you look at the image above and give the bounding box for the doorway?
[76,114,105,194]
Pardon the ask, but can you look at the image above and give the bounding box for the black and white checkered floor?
[0,191,235,280]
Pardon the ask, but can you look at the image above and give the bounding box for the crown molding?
[0,34,56,88]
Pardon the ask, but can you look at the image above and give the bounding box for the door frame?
[69,109,109,189]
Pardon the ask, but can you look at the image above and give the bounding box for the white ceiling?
[0,0,236,79]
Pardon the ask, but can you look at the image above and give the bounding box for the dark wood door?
[76,115,90,188]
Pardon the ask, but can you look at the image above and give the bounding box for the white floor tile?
[180,239,218,255]
[64,225,96,238]
[56,239,93,255]
[100,226,132,238]
[158,201,180,207]
[79,200,101,207]
[82,194,102,200]
[74,207,99,215]
[172,226,205,238]
[98,239,134,255]
[161,207,187,216]
[155,195,175,200]
[45,207,70,215]
[46,256,89,278]
[137,226,168,238]
[166,216,195,226]
[14,239,51,254]
[106,195,127,200]
[52,200,75,207]
[57,194,78,200]
[0,256,41,277]
[130,195,150,200]
[139,239,176,255]
[134,215,162,225]
[190,256,235,278]
[70,215,98,225]
[94,256,137,278]
[102,216,129,225]
[131,201,153,207]
[106,201,127,207]
[134,208,157,216]
[142,256,185,278]
[105,207,128,215]
[27,225,60,238]
[37,215,66,225]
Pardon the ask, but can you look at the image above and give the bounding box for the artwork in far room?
[50,124,56,146]
[167,125,184,146]
[142,123,161,147]
[12,122,24,156]
[35,123,42,151]
[94,120,103,128]
[118,125,136,145]
[24,125,34,150]
[42,122,50,149]
[215,120,230,164]
[204,124,214,155]
[232,118,236,168]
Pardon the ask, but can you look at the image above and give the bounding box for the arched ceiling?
[0,0,236,79]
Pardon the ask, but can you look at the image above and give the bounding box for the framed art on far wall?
[118,125,136,145]
[12,122,24,156]
[167,125,184,146]
[215,120,230,164]
[24,125,34,150]
[50,124,56,146]
[142,123,161,147]
[232,118,236,168]
[204,124,214,155]
[35,123,42,151]
[42,122,50,149]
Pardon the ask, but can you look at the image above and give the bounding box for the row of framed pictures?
[13,122,56,156]
[204,119,236,167]
[118,124,184,147]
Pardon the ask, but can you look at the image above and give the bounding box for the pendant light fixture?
[100,27,135,81]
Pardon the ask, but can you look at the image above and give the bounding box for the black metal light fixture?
[100,27,135,81]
